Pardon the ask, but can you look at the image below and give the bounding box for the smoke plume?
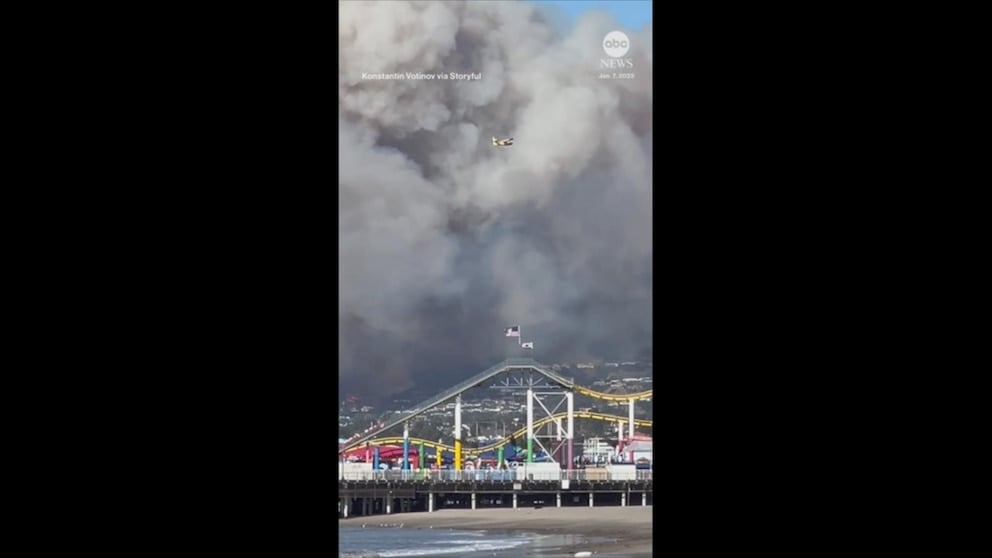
[339,0,652,401]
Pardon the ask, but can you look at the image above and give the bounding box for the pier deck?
[338,479,653,517]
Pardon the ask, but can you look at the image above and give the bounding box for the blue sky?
[532,0,652,31]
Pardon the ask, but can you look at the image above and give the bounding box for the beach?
[339,506,653,557]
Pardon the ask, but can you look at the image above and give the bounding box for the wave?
[375,539,530,557]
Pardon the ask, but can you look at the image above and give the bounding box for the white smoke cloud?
[339,0,652,398]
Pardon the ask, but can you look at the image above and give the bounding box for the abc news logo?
[601,31,633,69]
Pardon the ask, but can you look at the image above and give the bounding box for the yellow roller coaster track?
[573,386,652,401]
[341,410,653,456]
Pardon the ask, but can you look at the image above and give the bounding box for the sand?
[339,506,654,557]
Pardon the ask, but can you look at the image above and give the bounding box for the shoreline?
[339,506,653,557]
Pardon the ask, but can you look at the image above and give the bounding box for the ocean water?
[339,525,632,557]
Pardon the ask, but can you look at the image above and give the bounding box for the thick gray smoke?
[339,0,652,401]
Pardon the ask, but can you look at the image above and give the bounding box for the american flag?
[504,326,520,337]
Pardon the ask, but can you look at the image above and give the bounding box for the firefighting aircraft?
[491,136,514,147]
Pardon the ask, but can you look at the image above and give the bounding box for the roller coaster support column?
[617,419,624,454]
[567,391,574,469]
[454,394,463,471]
[403,422,410,471]
[526,387,534,464]
[628,397,635,462]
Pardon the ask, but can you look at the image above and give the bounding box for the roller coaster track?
[339,358,652,454]
[341,411,653,456]
[573,385,653,402]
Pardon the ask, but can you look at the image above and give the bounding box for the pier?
[338,359,654,519]
[338,477,653,518]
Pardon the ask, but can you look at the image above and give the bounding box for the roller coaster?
[342,410,652,455]
[340,358,652,469]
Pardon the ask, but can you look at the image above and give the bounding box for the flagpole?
[518,325,522,346]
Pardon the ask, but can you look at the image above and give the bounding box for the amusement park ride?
[339,358,652,470]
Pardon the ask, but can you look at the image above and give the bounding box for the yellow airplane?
[491,136,513,147]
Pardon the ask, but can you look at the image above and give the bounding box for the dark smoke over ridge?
[339,1,652,401]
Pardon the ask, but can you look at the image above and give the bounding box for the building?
[581,437,615,461]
